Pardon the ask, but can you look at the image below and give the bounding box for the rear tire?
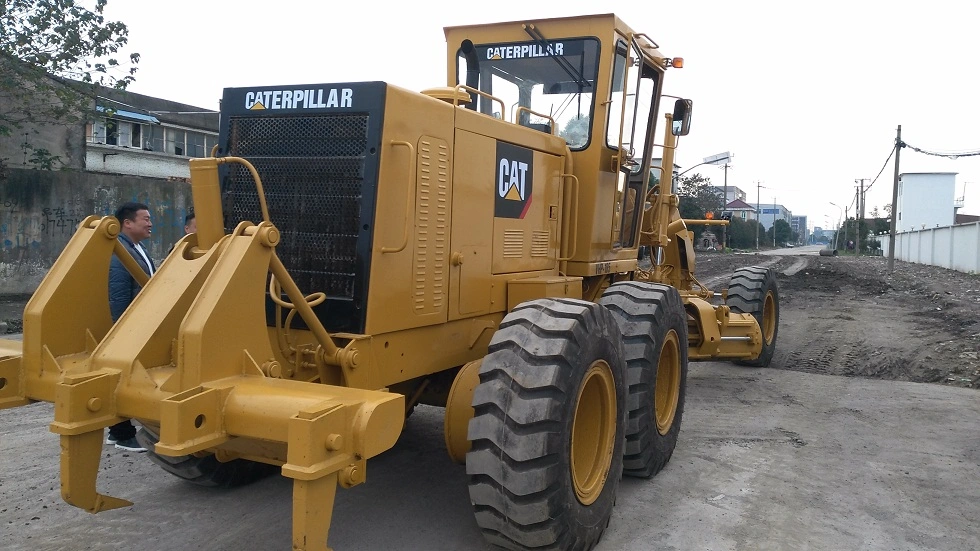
[136,427,278,488]
[726,266,779,367]
[599,282,688,478]
[467,298,626,550]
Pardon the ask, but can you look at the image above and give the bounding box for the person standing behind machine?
[105,201,155,452]
[183,213,196,235]
[168,213,196,255]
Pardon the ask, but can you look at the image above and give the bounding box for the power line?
[866,137,980,195]
[865,145,896,192]
[902,142,980,159]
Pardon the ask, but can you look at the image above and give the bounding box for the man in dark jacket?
[105,201,155,451]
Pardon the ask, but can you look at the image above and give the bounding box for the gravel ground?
[2,250,979,550]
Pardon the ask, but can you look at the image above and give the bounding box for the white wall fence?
[878,222,980,274]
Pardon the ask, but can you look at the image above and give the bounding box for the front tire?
[467,298,627,550]
[726,266,779,367]
[599,282,688,478]
[136,426,278,488]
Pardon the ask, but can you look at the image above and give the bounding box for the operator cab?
[447,15,688,259]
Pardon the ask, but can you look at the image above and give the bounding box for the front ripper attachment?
[58,432,133,513]
[49,370,133,512]
[1,155,407,550]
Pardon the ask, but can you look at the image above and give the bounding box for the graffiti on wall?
[0,168,194,293]
[0,195,89,263]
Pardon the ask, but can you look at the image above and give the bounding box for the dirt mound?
[696,254,980,388]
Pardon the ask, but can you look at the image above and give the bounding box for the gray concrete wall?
[0,167,193,294]
[0,122,87,171]
[880,222,980,274]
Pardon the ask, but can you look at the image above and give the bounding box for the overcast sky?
[103,0,980,231]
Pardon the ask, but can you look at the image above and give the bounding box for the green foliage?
[676,173,721,239]
[727,217,765,249]
[0,0,140,138]
[677,173,720,213]
[870,217,890,235]
[837,217,887,252]
[648,171,660,188]
[765,219,794,246]
[559,115,590,148]
[23,143,63,170]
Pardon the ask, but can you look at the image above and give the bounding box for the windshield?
[456,38,600,150]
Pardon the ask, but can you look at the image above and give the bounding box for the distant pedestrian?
[183,213,196,235]
[169,212,196,254]
[105,201,154,452]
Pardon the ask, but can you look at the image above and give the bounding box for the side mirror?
[671,98,693,136]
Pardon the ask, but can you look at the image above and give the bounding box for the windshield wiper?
[522,23,591,90]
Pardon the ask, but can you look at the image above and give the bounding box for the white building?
[755,203,792,231]
[896,172,958,231]
[725,198,757,221]
[651,157,681,184]
[84,93,219,180]
[711,185,747,204]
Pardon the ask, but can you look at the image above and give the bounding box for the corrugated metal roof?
[96,105,160,124]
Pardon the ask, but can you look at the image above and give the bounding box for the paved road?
[759,244,825,256]
[1,360,977,551]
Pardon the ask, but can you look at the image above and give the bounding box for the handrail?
[682,219,730,227]
[632,32,660,50]
[612,36,635,174]
[557,173,580,261]
[381,140,416,254]
[514,106,556,135]
[455,84,506,120]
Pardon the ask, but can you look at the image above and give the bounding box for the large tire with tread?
[136,426,278,488]
[726,266,779,367]
[599,282,688,478]
[467,298,627,551]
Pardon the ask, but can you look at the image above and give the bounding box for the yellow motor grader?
[0,12,778,551]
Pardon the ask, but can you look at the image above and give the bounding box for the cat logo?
[494,142,534,219]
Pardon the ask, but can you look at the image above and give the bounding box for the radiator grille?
[225,114,369,299]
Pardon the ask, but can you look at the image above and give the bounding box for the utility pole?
[844,205,850,252]
[755,181,761,250]
[855,179,868,256]
[888,125,902,272]
[721,161,729,251]
[852,185,859,254]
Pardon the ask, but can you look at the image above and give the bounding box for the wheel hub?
[762,290,776,344]
[655,329,681,435]
[571,360,616,505]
